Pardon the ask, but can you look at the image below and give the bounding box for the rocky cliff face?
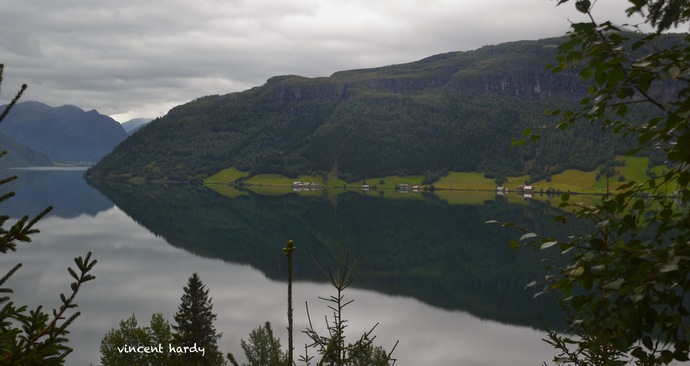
[268,39,587,105]
[446,65,585,99]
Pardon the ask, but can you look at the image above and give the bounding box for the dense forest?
[87,36,670,184]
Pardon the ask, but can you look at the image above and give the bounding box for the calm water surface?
[1,168,566,365]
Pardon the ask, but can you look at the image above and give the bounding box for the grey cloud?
[0,0,634,120]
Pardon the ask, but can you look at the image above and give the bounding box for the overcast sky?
[0,0,647,122]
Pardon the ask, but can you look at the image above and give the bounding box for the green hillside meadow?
[205,155,672,208]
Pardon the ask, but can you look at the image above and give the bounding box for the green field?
[205,167,249,184]
[532,169,600,193]
[356,175,424,189]
[529,156,655,194]
[245,174,324,187]
[435,172,495,190]
[204,157,668,203]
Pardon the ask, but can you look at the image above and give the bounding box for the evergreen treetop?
[172,272,226,366]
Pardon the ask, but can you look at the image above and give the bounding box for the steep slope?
[0,133,54,168]
[87,37,635,183]
[0,101,128,165]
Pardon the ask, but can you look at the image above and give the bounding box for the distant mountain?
[0,101,128,165]
[87,36,667,184]
[121,118,152,134]
[0,133,54,168]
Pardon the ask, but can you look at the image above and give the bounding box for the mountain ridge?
[86,36,643,184]
[0,101,129,165]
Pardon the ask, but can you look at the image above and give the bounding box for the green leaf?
[660,263,679,273]
[520,232,538,241]
[605,278,624,290]
[511,137,526,148]
[642,335,653,350]
[662,66,681,79]
[509,240,520,249]
[679,171,690,187]
[82,274,96,282]
[540,241,559,249]
[614,103,627,117]
[589,237,606,250]
[595,219,610,228]
[633,199,646,210]
[67,267,79,281]
[571,266,585,277]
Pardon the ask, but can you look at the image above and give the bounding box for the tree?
[501,1,690,365]
[283,239,295,366]
[0,63,97,364]
[227,238,397,366]
[230,321,287,366]
[299,239,398,366]
[172,273,226,366]
[99,313,173,366]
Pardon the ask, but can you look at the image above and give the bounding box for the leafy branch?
[498,1,690,364]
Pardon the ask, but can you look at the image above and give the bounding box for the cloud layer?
[0,0,643,121]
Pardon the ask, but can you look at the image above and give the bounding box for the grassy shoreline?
[205,156,675,205]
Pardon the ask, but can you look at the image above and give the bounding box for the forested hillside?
[87,37,647,183]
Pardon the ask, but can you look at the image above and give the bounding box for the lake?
[0,168,575,365]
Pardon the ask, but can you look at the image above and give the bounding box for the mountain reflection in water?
[2,169,574,365]
[94,181,577,328]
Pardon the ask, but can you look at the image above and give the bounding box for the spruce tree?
[172,273,225,366]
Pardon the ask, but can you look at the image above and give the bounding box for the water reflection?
[2,207,556,366]
[0,170,571,365]
[92,182,580,329]
[1,167,113,218]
